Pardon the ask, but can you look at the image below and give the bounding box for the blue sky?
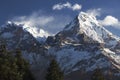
[0,0,120,36]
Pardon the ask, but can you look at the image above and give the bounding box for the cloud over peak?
[86,8,101,17]
[100,16,120,27]
[12,12,54,27]
[10,11,72,36]
[86,8,120,28]
[52,2,82,11]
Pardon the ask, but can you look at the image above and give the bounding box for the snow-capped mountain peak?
[64,12,120,44]
[23,26,50,42]
[78,12,99,26]
[7,21,13,25]
[1,21,51,42]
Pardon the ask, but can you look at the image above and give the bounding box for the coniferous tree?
[0,45,22,80]
[45,59,64,80]
[15,49,35,80]
[91,68,105,80]
[0,45,35,80]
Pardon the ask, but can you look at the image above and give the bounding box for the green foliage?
[15,49,35,80]
[0,45,35,80]
[45,59,64,80]
[91,68,105,80]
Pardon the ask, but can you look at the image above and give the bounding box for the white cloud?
[11,12,54,39]
[11,11,72,36]
[86,8,120,28]
[86,8,101,17]
[99,15,120,27]
[12,12,54,27]
[52,2,82,11]
[72,4,82,11]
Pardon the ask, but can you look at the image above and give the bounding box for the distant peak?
[7,21,13,24]
[6,21,16,26]
[6,21,22,27]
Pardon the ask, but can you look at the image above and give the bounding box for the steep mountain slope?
[45,12,120,77]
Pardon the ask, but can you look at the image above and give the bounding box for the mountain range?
[0,11,120,80]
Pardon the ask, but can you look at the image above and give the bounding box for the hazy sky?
[0,0,120,36]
